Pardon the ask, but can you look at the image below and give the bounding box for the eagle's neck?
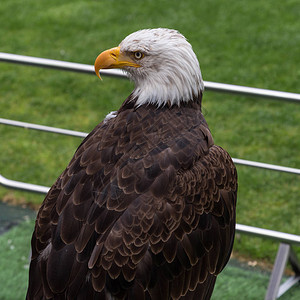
[126,56,204,107]
[120,91,203,112]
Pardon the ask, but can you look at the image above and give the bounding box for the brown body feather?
[27,93,237,299]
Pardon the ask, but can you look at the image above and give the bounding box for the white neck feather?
[132,70,203,108]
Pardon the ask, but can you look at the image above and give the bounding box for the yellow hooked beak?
[94,46,141,80]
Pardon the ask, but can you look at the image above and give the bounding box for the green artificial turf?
[0,220,34,300]
[212,259,300,300]
[0,0,299,267]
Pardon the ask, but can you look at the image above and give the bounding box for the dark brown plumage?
[27,93,237,299]
[27,28,237,299]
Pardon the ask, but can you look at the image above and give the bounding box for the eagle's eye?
[133,51,144,60]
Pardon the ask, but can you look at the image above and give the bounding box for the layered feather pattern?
[27,93,237,300]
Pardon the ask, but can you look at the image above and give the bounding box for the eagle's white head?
[95,28,204,107]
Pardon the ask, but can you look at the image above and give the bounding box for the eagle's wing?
[27,103,237,300]
[157,144,237,299]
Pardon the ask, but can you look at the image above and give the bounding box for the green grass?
[1,221,299,300]
[0,0,299,267]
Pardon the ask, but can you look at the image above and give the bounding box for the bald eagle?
[27,28,237,300]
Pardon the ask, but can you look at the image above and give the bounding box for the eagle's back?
[27,95,237,300]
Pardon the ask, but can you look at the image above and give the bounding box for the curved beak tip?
[95,70,102,80]
[94,53,104,80]
[94,47,119,81]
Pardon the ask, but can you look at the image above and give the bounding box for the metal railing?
[1,52,300,102]
[1,117,300,176]
[1,52,299,299]
[1,169,300,248]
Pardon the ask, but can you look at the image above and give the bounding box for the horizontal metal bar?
[236,224,300,246]
[1,117,300,175]
[0,174,49,194]
[204,81,300,103]
[0,52,126,78]
[232,158,300,175]
[0,118,88,138]
[1,52,300,102]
